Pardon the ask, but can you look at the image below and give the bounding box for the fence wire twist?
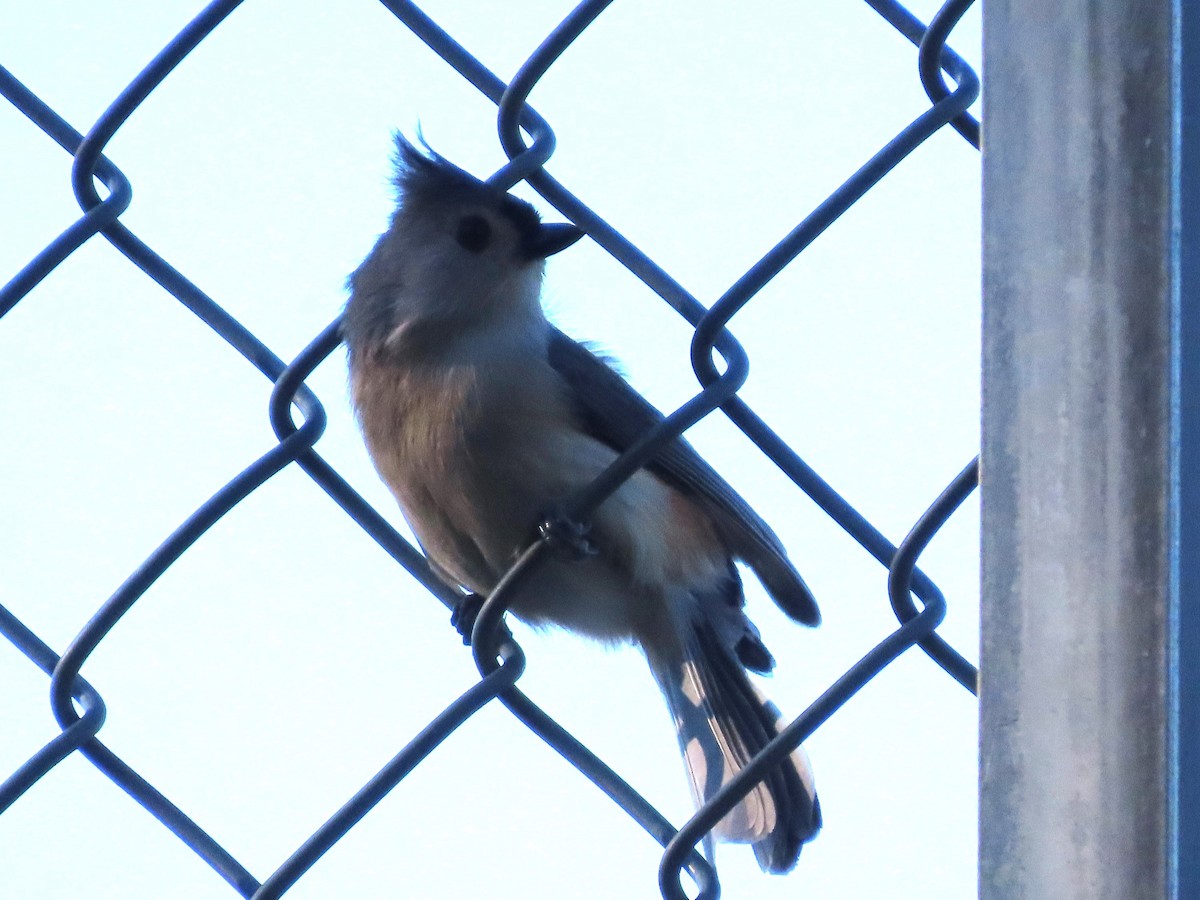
[0,1,981,897]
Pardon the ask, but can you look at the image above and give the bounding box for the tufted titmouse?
[343,136,822,872]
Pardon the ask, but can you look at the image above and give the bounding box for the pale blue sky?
[1,2,981,897]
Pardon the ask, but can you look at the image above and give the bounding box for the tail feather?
[649,616,821,874]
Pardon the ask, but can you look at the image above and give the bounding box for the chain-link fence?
[1,1,981,897]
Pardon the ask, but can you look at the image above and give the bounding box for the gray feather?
[647,600,822,873]
[547,329,820,626]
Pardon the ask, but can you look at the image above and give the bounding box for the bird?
[342,134,822,873]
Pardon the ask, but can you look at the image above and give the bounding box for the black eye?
[455,215,491,253]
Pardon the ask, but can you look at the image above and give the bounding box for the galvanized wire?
[0,1,981,897]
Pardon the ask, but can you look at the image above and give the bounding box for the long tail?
[646,615,821,873]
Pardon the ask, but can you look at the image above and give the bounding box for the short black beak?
[525,222,584,259]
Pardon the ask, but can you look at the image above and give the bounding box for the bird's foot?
[538,509,598,561]
[450,593,485,646]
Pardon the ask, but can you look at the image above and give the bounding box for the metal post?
[980,1,1187,897]
[1177,4,1200,894]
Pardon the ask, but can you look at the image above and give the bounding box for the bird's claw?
[538,510,598,560]
[450,593,484,646]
